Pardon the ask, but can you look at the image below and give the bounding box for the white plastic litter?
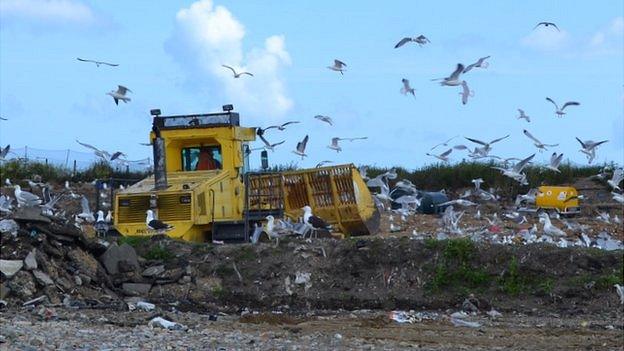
[148,317,186,330]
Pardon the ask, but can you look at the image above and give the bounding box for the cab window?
[181,146,222,171]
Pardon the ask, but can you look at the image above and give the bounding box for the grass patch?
[118,236,149,247]
[426,238,490,293]
[235,246,256,262]
[0,159,149,183]
[211,285,228,300]
[144,245,174,261]
[498,257,529,295]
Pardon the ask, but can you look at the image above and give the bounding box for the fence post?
[24,146,28,160]
[73,160,77,176]
[126,165,129,174]
[45,158,48,165]
[65,149,70,169]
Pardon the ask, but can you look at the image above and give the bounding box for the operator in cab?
[196,146,222,170]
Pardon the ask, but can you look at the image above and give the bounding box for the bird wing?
[315,161,332,168]
[77,57,92,63]
[453,144,468,150]
[110,151,125,161]
[489,134,509,144]
[477,56,490,65]
[464,137,487,146]
[76,140,101,152]
[334,59,346,67]
[240,72,254,77]
[612,169,624,184]
[416,35,430,42]
[449,64,465,80]
[517,108,525,116]
[402,78,410,89]
[440,148,453,157]
[281,121,300,127]
[80,195,91,214]
[545,97,559,110]
[297,135,309,152]
[551,153,564,167]
[461,81,470,104]
[523,129,542,144]
[331,137,340,146]
[463,62,477,73]
[258,134,272,148]
[588,140,609,149]
[548,22,560,31]
[222,65,237,75]
[117,85,131,94]
[394,37,411,48]
[513,154,535,173]
[101,61,119,67]
[561,101,580,110]
[575,137,587,149]
[270,140,285,148]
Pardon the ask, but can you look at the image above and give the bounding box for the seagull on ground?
[464,134,509,154]
[78,195,95,222]
[107,85,132,105]
[434,64,465,86]
[146,209,174,232]
[515,188,538,206]
[315,161,333,168]
[76,57,119,67]
[607,168,623,191]
[517,109,530,122]
[327,137,367,152]
[545,152,564,172]
[539,212,566,237]
[302,205,331,238]
[523,129,558,151]
[327,59,347,75]
[463,56,490,73]
[492,154,535,185]
[221,65,253,78]
[292,135,309,159]
[14,185,42,207]
[545,97,579,117]
[534,22,560,31]
[426,148,453,162]
[314,115,333,125]
[394,35,430,48]
[459,80,474,105]
[401,79,416,97]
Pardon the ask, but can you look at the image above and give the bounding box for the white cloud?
[0,0,96,25]
[169,0,293,119]
[521,27,570,52]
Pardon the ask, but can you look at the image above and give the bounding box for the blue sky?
[1,0,622,170]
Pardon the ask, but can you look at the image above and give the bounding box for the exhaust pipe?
[151,110,168,190]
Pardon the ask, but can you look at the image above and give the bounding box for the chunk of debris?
[137,301,156,311]
[294,272,312,292]
[24,249,38,270]
[0,219,19,237]
[32,270,54,286]
[451,317,481,328]
[122,283,152,296]
[487,309,503,318]
[148,316,186,330]
[99,243,139,275]
[0,260,23,278]
[142,265,165,277]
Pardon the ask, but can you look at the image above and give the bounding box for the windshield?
[181,146,222,171]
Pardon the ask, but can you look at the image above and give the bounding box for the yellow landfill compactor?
[114,106,380,242]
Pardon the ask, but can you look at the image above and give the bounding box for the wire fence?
[5,146,152,173]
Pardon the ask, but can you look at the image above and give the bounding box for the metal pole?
[73,160,77,176]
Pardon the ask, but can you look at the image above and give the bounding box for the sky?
[0,0,623,170]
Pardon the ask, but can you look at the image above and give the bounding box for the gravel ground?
[1,308,622,350]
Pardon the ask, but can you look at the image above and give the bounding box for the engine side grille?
[117,196,150,224]
[158,193,192,221]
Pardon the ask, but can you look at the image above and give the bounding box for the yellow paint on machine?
[536,186,580,214]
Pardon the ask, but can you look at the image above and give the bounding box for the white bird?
[607,168,623,191]
[292,135,309,159]
[515,188,538,206]
[400,78,416,97]
[327,137,367,152]
[435,64,465,86]
[612,192,624,204]
[492,154,535,185]
[262,121,300,132]
[523,129,558,151]
[264,215,281,244]
[14,185,42,207]
[394,35,430,48]
[459,80,474,105]
[258,134,285,152]
[615,284,624,304]
[146,209,173,232]
[426,148,453,162]
[78,196,95,222]
[314,115,333,125]
[545,152,564,172]
[327,59,347,75]
[545,97,579,117]
[430,136,459,151]
[575,138,608,164]
[221,64,253,78]
[463,56,490,73]
[76,57,119,67]
[107,85,132,105]
[517,109,530,122]
[539,212,566,237]
[315,160,333,168]
[302,205,331,238]
[464,134,509,154]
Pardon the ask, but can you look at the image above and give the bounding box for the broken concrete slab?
[32,270,54,286]
[7,271,36,300]
[142,265,165,277]
[99,243,139,275]
[12,207,51,224]
[24,249,38,270]
[122,283,152,296]
[67,248,100,282]
[0,260,23,278]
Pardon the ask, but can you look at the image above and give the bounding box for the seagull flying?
[76,140,125,162]
[430,136,459,150]
[523,129,558,151]
[394,35,430,48]
[327,137,367,152]
[575,138,608,164]
[459,80,474,105]
[492,154,535,185]
[517,109,530,122]
[608,168,623,191]
[314,115,333,125]
[545,97,579,117]
[401,79,416,97]
[463,56,490,73]
[107,85,132,105]
[315,160,333,168]
[434,64,465,86]
[146,209,174,232]
[426,148,453,162]
[262,121,300,132]
[327,59,347,75]
[258,134,285,152]
[464,134,509,154]
[221,65,253,78]
[293,135,309,159]
[546,152,564,172]
[76,57,119,67]
[534,22,560,31]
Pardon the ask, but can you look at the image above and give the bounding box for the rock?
[118,260,137,273]
[74,275,83,286]
[32,270,54,286]
[7,271,36,300]
[12,207,51,223]
[0,282,11,299]
[0,219,19,237]
[99,243,139,275]
[24,249,38,270]
[0,259,23,278]
[67,248,100,281]
[155,268,184,284]
[142,265,165,277]
[43,286,61,304]
[122,283,152,296]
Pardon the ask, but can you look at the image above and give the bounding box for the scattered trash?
[22,295,47,306]
[615,284,624,305]
[451,317,481,328]
[389,310,438,323]
[137,301,156,312]
[294,272,312,292]
[487,309,503,318]
[148,317,186,331]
